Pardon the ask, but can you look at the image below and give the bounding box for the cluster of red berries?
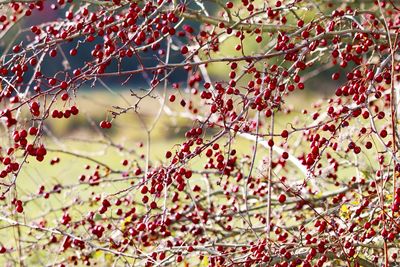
[51,105,79,119]
[11,199,23,213]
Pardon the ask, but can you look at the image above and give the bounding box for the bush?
[0,0,399,266]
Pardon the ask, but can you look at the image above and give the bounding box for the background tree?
[0,0,400,266]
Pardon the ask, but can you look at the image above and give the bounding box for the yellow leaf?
[314,192,323,198]
[350,195,360,206]
[200,255,209,267]
[120,215,132,231]
[93,251,104,259]
[341,204,348,213]
[340,204,350,219]
[105,253,114,264]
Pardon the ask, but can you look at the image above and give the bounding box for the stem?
[266,110,274,249]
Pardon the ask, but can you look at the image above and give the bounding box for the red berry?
[100,121,108,128]
[70,106,79,115]
[177,255,183,262]
[16,204,23,213]
[49,78,57,86]
[150,201,157,209]
[49,49,57,57]
[52,110,59,118]
[29,127,38,135]
[69,48,77,56]
[60,81,68,90]
[13,45,21,53]
[332,73,340,80]
[278,194,286,203]
[73,69,81,76]
[181,46,188,54]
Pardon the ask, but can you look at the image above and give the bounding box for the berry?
[278,194,287,203]
[181,46,188,54]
